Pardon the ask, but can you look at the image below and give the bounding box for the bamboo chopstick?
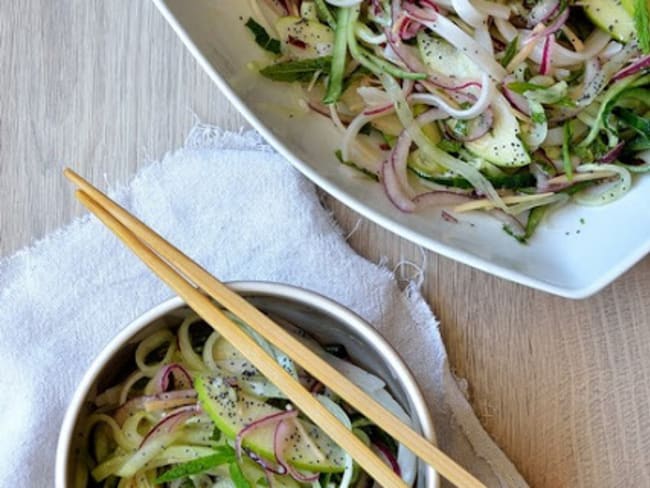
[65,168,485,488]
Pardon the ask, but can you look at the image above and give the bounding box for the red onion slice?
[444,109,494,142]
[537,7,569,40]
[273,419,320,482]
[598,141,625,163]
[152,363,193,394]
[409,72,492,120]
[415,108,448,125]
[392,131,415,198]
[382,153,416,213]
[235,409,298,460]
[612,55,650,82]
[502,87,531,116]
[246,449,288,476]
[371,442,402,476]
[139,404,200,447]
[539,36,554,75]
[115,389,198,425]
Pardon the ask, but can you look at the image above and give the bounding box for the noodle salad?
[77,313,416,487]
[246,0,650,242]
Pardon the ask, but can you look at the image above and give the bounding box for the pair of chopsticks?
[64,169,485,488]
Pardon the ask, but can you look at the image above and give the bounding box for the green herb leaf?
[155,446,236,483]
[506,81,546,94]
[259,56,332,82]
[614,106,650,137]
[245,18,281,55]
[501,35,519,67]
[229,461,252,488]
[531,110,546,124]
[634,0,650,53]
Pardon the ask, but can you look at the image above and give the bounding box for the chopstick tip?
[63,168,82,184]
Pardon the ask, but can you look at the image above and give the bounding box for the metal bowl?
[56,281,438,487]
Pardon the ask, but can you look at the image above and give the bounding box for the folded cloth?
[0,125,527,487]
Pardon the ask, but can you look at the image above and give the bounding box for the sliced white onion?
[471,0,511,20]
[341,107,394,162]
[600,41,624,60]
[506,192,568,215]
[371,388,417,486]
[527,0,559,26]
[324,353,387,392]
[357,86,394,107]
[451,0,486,27]
[474,26,494,56]
[409,72,492,119]
[355,22,387,44]
[316,395,354,488]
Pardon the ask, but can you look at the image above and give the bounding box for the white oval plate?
[152,0,650,298]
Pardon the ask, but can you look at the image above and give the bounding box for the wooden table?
[3,2,649,486]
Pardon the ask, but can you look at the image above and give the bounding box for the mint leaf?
[155,446,236,483]
[634,0,650,53]
[501,35,519,67]
[245,18,281,54]
[259,57,332,82]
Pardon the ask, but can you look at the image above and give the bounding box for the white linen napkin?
[0,125,526,488]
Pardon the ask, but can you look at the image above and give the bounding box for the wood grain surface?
[2,1,650,486]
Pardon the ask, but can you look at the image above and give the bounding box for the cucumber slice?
[583,0,635,42]
[276,16,335,60]
[465,95,531,167]
[196,375,346,473]
[417,32,482,80]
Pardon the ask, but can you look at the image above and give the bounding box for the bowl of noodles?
[56,281,438,488]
